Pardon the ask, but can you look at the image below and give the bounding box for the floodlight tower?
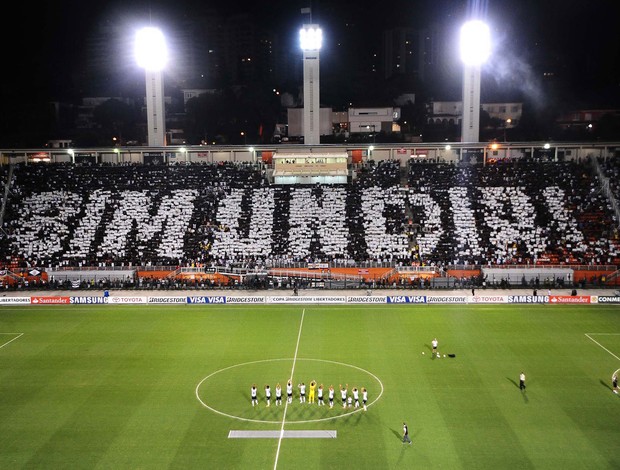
[135,27,168,147]
[300,24,322,145]
[460,20,490,143]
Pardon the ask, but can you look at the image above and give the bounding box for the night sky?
[4,0,620,108]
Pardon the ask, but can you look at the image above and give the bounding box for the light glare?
[135,27,168,71]
[460,21,491,65]
[300,27,322,51]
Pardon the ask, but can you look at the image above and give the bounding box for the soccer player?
[286,380,293,404]
[265,384,271,407]
[275,383,282,405]
[340,384,348,408]
[298,382,306,403]
[613,373,618,394]
[352,387,360,408]
[328,385,335,408]
[403,422,412,444]
[309,380,317,404]
[251,384,258,407]
[432,338,438,357]
[362,387,368,411]
[519,372,526,390]
[317,384,324,406]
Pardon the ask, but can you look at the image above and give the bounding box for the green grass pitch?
[1,304,619,469]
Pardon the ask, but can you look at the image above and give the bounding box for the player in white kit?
[275,383,282,405]
[286,380,293,404]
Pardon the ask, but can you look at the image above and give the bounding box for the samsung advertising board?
[70,296,109,304]
[507,295,548,304]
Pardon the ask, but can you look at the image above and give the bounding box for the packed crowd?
[1,158,619,272]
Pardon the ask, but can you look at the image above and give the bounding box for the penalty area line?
[0,333,24,350]
[585,334,620,361]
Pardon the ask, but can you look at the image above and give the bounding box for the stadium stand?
[1,158,619,289]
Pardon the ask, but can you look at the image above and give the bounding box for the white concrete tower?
[300,24,322,145]
[135,27,168,147]
[460,20,490,143]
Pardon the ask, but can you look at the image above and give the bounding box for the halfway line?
[273,308,305,470]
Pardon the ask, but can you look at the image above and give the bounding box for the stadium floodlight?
[300,24,322,145]
[135,26,167,147]
[135,27,168,71]
[300,26,322,51]
[460,20,491,66]
[460,20,490,144]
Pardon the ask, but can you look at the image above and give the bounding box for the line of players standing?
[251,380,368,411]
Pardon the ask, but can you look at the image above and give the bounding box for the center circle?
[195,358,384,424]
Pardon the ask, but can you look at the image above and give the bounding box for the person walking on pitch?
[403,422,412,444]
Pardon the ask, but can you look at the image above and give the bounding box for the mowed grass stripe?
[1,304,619,469]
